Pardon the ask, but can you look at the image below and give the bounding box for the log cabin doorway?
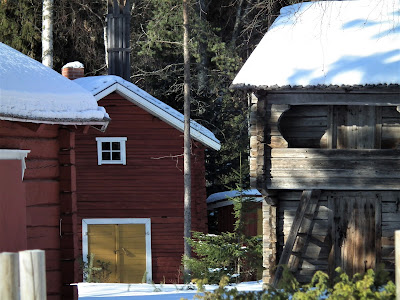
[328,193,381,278]
[82,218,152,283]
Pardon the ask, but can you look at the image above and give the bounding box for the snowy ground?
[77,281,263,299]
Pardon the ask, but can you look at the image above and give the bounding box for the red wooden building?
[0,43,109,299]
[207,190,263,236]
[66,71,220,284]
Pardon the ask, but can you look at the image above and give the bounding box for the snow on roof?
[75,75,221,150]
[0,42,109,126]
[207,189,262,204]
[62,61,84,69]
[232,0,400,88]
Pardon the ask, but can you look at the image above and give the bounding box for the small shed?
[232,0,400,284]
[62,71,220,284]
[207,190,263,235]
[0,42,109,299]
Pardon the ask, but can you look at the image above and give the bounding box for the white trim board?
[100,84,220,150]
[75,76,221,150]
[82,218,152,283]
[0,149,30,179]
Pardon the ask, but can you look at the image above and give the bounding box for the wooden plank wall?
[381,106,400,149]
[278,191,330,283]
[0,120,62,300]
[279,105,400,150]
[75,93,208,283]
[268,149,400,190]
[268,105,400,190]
[106,0,130,80]
[279,105,328,148]
[277,190,399,283]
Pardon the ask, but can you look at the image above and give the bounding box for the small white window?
[96,137,127,165]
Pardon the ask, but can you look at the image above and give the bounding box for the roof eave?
[0,115,110,132]
[92,82,221,151]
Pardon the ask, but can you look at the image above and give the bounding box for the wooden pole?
[395,230,400,300]
[0,252,19,300]
[19,250,47,300]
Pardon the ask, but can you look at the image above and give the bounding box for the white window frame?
[96,137,127,165]
[82,218,152,283]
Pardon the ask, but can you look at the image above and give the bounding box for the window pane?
[112,142,120,150]
[112,152,121,160]
[102,142,111,150]
[102,152,111,160]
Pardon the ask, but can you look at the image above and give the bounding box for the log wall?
[250,91,400,285]
[75,92,208,283]
[267,148,400,190]
[0,120,63,300]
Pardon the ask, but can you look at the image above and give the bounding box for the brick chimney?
[61,61,84,80]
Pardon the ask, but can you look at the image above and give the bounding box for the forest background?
[0,0,299,195]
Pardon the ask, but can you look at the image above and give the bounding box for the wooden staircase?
[272,189,321,287]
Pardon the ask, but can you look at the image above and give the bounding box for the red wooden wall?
[0,120,69,300]
[211,202,261,236]
[75,92,208,283]
[0,159,27,251]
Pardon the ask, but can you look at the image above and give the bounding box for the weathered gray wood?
[19,250,47,300]
[0,252,19,300]
[268,178,400,190]
[375,107,382,149]
[106,0,131,80]
[270,148,400,158]
[395,230,400,298]
[329,196,378,277]
[265,149,400,190]
[376,194,382,265]
[264,91,400,105]
[382,213,400,222]
[273,190,320,287]
[289,189,321,268]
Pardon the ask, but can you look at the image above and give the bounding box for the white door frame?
[82,218,152,283]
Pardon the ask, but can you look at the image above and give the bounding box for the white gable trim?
[82,218,152,283]
[93,82,221,151]
[0,149,30,179]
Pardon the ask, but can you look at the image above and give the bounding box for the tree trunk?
[183,0,192,284]
[231,0,244,46]
[196,0,208,95]
[42,0,53,68]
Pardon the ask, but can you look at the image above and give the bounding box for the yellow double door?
[87,224,146,283]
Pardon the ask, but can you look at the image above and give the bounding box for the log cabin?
[61,68,220,284]
[231,0,400,285]
[0,42,109,299]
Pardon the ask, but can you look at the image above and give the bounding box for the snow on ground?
[77,281,263,299]
[232,0,400,87]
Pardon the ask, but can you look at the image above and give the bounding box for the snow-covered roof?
[207,189,262,204]
[75,75,221,150]
[0,42,109,127]
[232,0,400,89]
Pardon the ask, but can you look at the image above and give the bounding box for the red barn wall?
[212,203,261,236]
[75,92,208,283]
[0,159,27,251]
[0,120,64,300]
